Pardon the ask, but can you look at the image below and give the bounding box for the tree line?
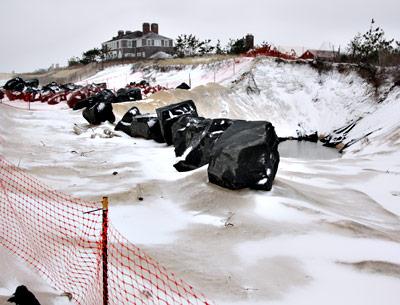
[345,19,400,66]
[69,20,399,67]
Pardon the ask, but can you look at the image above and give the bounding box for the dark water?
[278,141,341,160]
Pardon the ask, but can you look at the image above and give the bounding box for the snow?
[78,57,253,90]
[1,57,400,305]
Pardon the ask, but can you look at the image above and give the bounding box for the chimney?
[245,34,254,50]
[151,23,159,34]
[118,30,124,37]
[142,23,150,34]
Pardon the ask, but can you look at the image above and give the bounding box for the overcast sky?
[1,0,399,72]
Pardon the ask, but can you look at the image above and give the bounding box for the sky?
[0,0,399,73]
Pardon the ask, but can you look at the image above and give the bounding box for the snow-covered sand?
[1,58,399,305]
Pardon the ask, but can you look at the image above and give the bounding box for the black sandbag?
[296,130,318,142]
[208,120,280,191]
[42,81,60,93]
[82,102,115,125]
[139,80,149,86]
[8,285,41,305]
[115,106,141,134]
[60,83,81,91]
[171,116,210,157]
[3,77,25,91]
[25,79,39,88]
[174,118,234,172]
[116,88,142,102]
[130,115,164,143]
[156,100,198,145]
[176,82,191,90]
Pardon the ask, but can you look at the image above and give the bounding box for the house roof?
[104,31,173,43]
[141,32,172,40]
[306,50,337,58]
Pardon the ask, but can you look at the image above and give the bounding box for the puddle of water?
[278,140,341,160]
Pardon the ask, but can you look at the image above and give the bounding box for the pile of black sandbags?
[2,77,85,104]
[72,82,143,124]
[114,100,280,191]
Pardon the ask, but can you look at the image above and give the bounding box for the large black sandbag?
[174,118,234,172]
[98,89,116,103]
[130,115,165,143]
[3,77,25,91]
[171,116,210,157]
[115,106,141,134]
[116,88,142,102]
[8,285,41,305]
[82,102,115,125]
[73,89,116,110]
[156,100,198,145]
[208,120,280,191]
[176,82,191,90]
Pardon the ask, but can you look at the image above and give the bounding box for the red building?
[299,50,338,61]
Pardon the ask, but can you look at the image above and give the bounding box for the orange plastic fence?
[0,157,213,305]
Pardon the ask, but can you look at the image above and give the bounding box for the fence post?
[102,196,109,305]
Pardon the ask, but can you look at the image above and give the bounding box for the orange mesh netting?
[0,157,213,305]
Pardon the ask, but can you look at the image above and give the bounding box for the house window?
[169,40,173,47]
[142,39,146,46]
[132,40,137,48]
